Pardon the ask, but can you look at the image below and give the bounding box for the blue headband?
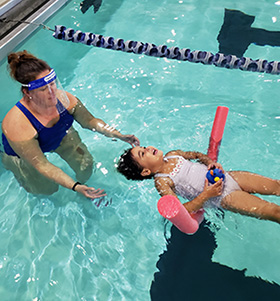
[22,69,57,91]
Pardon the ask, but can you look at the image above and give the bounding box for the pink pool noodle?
[157,106,229,234]
[207,106,229,162]
[157,195,204,234]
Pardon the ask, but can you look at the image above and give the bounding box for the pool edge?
[0,0,70,63]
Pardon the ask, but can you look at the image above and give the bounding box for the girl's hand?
[203,179,223,198]
[120,134,140,147]
[208,162,224,173]
[75,184,107,199]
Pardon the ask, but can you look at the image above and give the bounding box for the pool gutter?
[0,0,70,63]
[0,0,23,16]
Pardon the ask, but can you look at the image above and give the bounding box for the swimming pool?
[0,0,280,299]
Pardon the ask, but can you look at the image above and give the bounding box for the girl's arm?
[155,176,223,213]
[183,179,223,212]
[169,150,224,172]
[174,150,214,166]
[71,96,139,147]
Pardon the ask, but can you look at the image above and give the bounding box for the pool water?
[0,0,280,299]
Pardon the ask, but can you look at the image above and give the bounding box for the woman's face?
[131,146,163,172]
[29,70,57,107]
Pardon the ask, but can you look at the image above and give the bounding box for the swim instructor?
[1,50,140,199]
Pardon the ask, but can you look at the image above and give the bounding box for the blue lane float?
[53,25,280,75]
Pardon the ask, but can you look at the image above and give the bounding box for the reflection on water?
[0,175,166,299]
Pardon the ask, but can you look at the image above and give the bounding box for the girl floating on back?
[117,146,280,224]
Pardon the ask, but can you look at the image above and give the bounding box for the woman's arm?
[7,138,106,199]
[8,137,79,189]
[71,97,139,146]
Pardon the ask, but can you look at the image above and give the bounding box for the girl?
[117,146,280,224]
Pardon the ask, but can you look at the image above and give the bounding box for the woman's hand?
[120,134,140,147]
[207,162,224,173]
[203,178,223,198]
[75,184,107,200]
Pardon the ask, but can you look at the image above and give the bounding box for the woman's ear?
[140,168,151,177]
[22,88,31,99]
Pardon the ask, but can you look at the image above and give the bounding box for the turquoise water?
[0,0,280,299]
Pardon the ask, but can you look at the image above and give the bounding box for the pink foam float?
[207,106,229,162]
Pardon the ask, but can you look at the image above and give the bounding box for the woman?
[1,50,140,199]
[117,146,280,224]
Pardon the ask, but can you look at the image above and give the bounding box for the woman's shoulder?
[2,104,21,126]
[2,103,37,141]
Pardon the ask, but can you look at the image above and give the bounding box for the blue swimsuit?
[2,100,74,157]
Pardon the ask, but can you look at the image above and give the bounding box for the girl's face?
[131,146,163,172]
[29,70,57,107]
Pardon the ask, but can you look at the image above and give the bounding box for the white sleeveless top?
[154,155,241,208]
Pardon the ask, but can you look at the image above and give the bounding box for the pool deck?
[0,0,70,62]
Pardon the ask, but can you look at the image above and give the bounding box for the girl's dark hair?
[117,148,153,181]
[7,50,51,91]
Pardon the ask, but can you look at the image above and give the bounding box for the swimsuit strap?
[16,101,44,131]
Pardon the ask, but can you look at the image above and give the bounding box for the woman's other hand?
[75,184,107,199]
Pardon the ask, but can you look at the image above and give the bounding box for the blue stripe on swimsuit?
[2,100,74,157]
